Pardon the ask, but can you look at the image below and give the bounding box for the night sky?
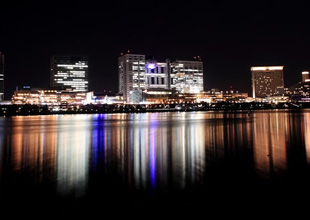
[1,0,310,99]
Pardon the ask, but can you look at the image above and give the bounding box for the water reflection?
[0,118,5,185]
[0,110,310,213]
[252,111,288,177]
[303,113,310,163]
[90,112,208,193]
[56,115,90,197]
[4,115,90,197]
[10,116,57,184]
[252,110,309,179]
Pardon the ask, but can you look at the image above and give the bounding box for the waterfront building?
[302,71,310,83]
[91,93,124,104]
[118,53,204,103]
[170,60,204,94]
[11,87,89,106]
[142,88,174,103]
[145,59,170,90]
[50,55,88,92]
[199,90,248,103]
[0,52,4,101]
[118,53,145,103]
[251,66,284,98]
[289,71,310,102]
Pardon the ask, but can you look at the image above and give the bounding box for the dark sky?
[1,0,310,99]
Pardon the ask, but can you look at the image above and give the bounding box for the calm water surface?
[1,110,310,217]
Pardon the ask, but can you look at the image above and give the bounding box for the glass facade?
[0,53,4,101]
[50,55,88,92]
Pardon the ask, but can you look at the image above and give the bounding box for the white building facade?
[118,53,204,103]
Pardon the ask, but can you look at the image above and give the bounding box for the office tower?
[118,53,145,103]
[302,71,310,83]
[0,52,4,101]
[118,53,204,103]
[50,55,88,92]
[171,60,204,93]
[251,66,284,98]
[145,59,170,90]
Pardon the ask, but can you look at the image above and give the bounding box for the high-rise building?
[118,53,204,103]
[302,71,310,83]
[144,58,204,93]
[251,66,284,98]
[50,55,88,92]
[118,54,145,103]
[171,60,204,93]
[0,52,4,101]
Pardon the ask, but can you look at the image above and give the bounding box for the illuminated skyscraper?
[144,59,204,93]
[171,60,204,93]
[251,66,284,98]
[50,55,88,92]
[118,53,204,103]
[0,52,4,101]
[302,71,310,83]
[118,54,145,103]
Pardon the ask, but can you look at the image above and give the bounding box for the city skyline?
[1,0,310,99]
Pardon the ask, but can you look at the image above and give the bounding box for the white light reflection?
[119,112,207,192]
[0,118,5,182]
[172,112,186,190]
[56,115,90,197]
[133,114,142,189]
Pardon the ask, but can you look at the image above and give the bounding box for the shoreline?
[1,102,309,117]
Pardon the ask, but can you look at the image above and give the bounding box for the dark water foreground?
[1,110,310,218]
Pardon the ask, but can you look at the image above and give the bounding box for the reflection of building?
[253,112,287,177]
[251,66,284,98]
[56,115,90,197]
[50,55,88,92]
[0,52,4,101]
[303,114,310,163]
[10,116,57,187]
[118,53,204,103]
[90,113,206,191]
